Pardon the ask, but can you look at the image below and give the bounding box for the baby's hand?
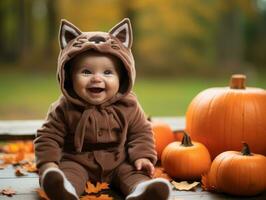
[134,158,155,177]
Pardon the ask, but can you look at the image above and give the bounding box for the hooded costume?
[34,18,157,196]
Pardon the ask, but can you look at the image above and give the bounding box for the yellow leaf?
[0,163,8,169]
[201,173,216,192]
[22,161,37,172]
[84,181,109,194]
[80,194,113,200]
[36,188,50,200]
[171,181,200,191]
[153,167,172,181]
[15,167,27,176]
[1,187,16,197]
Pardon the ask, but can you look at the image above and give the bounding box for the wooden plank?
[0,120,42,140]
[0,120,43,135]
[0,118,185,136]
[0,165,38,179]
[0,178,39,194]
[171,190,266,200]
[0,117,186,140]
[2,119,266,199]
[0,169,265,199]
[0,194,38,200]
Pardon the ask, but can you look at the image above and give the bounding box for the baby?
[34,18,171,200]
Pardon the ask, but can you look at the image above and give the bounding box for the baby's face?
[71,52,120,105]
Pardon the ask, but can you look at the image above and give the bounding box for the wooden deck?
[0,117,265,200]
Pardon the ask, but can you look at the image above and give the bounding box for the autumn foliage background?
[1,0,266,118]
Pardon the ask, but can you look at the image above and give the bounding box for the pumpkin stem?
[181,131,193,147]
[230,74,246,89]
[241,142,252,156]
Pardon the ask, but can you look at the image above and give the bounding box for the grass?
[0,72,60,119]
[134,77,222,116]
[0,70,265,119]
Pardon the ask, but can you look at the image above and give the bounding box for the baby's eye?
[104,70,112,75]
[81,69,91,75]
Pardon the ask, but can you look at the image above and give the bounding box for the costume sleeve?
[34,97,68,168]
[127,100,157,165]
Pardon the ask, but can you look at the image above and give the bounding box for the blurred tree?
[0,0,265,76]
[0,0,58,70]
[245,0,266,71]
[131,0,218,75]
[57,0,122,30]
[0,0,21,62]
[130,0,264,76]
[215,0,258,72]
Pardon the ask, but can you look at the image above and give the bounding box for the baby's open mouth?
[88,87,104,93]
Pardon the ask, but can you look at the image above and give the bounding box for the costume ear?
[109,18,133,49]
[59,19,82,49]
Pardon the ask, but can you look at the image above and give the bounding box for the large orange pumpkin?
[151,121,175,160]
[205,143,266,196]
[161,131,211,180]
[186,74,266,159]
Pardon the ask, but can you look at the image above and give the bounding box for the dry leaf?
[0,153,35,166]
[1,187,16,197]
[201,173,208,191]
[0,163,8,169]
[80,194,113,200]
[20,153,35,163]
[201,173,216,192]
[22,161,37,172]
[171,181,200,191]
[36,188,113,200]
[36,188,50,200]
[84,181,109,194]
[153,167,172,181]
[15,167,27,176]
[2,141,33,154]
[0,152,26,165]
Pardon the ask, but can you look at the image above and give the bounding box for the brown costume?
[34,18,157,196]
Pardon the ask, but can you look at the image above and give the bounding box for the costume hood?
[57,18,135,107]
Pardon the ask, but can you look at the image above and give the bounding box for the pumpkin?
[161,131,211,180]
[186,74,266,159]
[151,120,175,159]
[205,143,266,196]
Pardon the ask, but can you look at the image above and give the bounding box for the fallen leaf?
[0,163,8,169]
[0,152,25,165]
[36,188,50,200]
[20,153,35,163]
[22,161,37,173]
[201,173,216,192]
[15,167,27,176]
[84,181,109,194]
[1,187,16,197]
[171,180,200,191]
[201,173,208,191]
[2,141,33,154]
[36,188,113,200]
[80,194,113,200]
[153,167,172,181]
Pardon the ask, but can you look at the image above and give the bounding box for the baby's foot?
[126,178,172,200]
[41,167,79,200]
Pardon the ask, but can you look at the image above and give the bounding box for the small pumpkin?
[151,120,175,160]
[161,131,211,180]
[205,143,266,196]
[186,74,266,159]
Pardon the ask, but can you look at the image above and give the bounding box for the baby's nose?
[90,74,102,83]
